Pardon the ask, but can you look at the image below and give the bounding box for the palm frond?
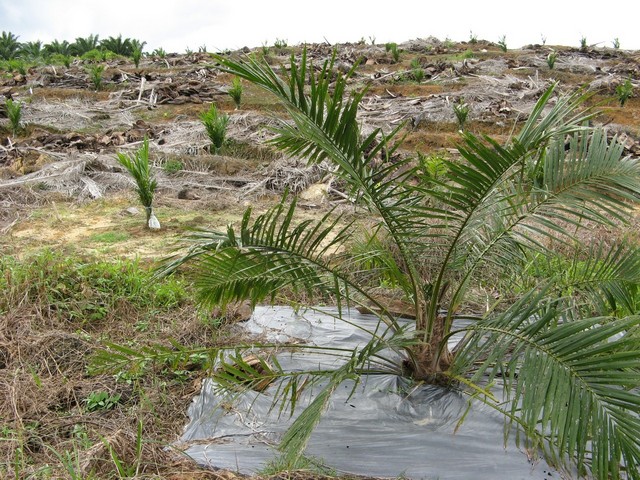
[453,290,640,479]
[163,196,403,331]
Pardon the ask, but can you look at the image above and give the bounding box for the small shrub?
[452,99,469,131]
[612,38,620,49]
[200,103,229,154]
[5,98,22,136]
[116,137,160,229]
[616,79,633,107]
[228,76,243,109]
[162,159,184,174]
[86,64,104,91]
[547,51,558,69]
[49,53,71,68]
[469,31,478,44]
[81,48,104,63]
[498,35,507,52]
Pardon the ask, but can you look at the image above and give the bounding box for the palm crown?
[165,50,640,478]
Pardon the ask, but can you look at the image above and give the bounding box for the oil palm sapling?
[116,137,160,229]
[162,51,640,477]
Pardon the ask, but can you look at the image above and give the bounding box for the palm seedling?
[497,35,507,52]
[452,99,469,130]
[580,36,588,53]
[4,98,22,136]
[200,104,229,153]
[410,58,424,82]
[151,51,640,478]
[132,47,143,69]
[616,78,633,107]
[86,64,104,91]
[228,76,243,109]
[116,137,160,229]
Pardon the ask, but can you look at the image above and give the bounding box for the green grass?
[89,231,131,244]
[0,249,186,321]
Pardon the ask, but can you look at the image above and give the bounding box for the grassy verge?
[0,249,238,479]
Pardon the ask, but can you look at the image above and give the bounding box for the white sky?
[2,0,639,53]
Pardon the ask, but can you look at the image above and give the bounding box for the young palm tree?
[116,137,160,229]
[163,51,640,478]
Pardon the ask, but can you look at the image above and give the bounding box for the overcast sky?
[2,0,639,53]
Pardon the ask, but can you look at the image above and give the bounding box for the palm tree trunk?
[409,313,452,383]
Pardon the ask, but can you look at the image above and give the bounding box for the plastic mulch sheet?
[181,306,561,479]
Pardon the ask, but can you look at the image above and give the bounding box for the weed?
[261,41,270,56]
[260,454,336,476]
[200,103,229,154]
[86,64,104,91]
[162,159,184,174]
[452,99,469,131]
[4,98,22,136]
[547,51,558,69]
[469,31,478,44]
[116,137,160,229]
[228,76,243,109]
[444,37,455,49]
[541,34,547,46]
[612,38,620,49]
[0,251,187,319]
[104,419,144,477]
[369,35,376,45]
[616,78,633,107]
[199,44,207,53]
[498,35,507,52]
[84,391,121,412]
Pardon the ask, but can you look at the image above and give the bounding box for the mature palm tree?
[70,34,100,56]
[0,31,20,60]
[18,40,43,59]
[43,39,71,57]
[161,51,640,478]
